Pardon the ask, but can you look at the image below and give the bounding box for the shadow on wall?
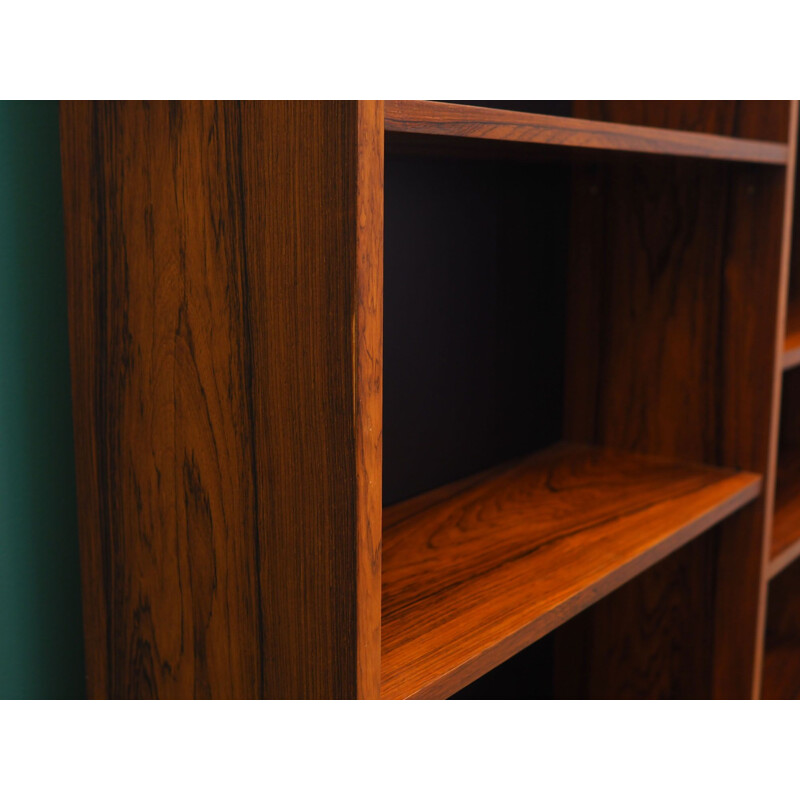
[0,101,85,698]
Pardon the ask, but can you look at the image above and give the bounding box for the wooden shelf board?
[783,297,800,370]
[769,444,800,577]
[384,101,790,165]
[381,442,762,699]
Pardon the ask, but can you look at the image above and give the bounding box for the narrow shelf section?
[384,101,789,165]
[762,643,800,699]
[381,442,762,699]
[784,297,800,370]
[769,445,800,577]
[762,557,800,699]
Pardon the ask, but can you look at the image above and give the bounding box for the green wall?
[0,101,85,698]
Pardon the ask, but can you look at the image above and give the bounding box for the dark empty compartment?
[763,558,800,699]
[383,153,570,505]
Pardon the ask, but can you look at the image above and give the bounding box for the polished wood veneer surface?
[60,100,383,699]
[59,100,800,700]
[381,442,761,699]
[385,101,789,164]
[575,100,791,142]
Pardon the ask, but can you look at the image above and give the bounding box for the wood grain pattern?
[60,101,383,698]
[564,159,731,461]
[754,101,800,695]
[384,101,789,164]
[563,101,796,698]
[355,101,384,698]
[564,158,786,471]
[381,442,761,700]
[575,101,791,143]
[59,98,798,700]
[554,533,716,699]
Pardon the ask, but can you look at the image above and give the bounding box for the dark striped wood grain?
[59,99,800,701]
[381,442,760,699]
[575,100,791,143]
[564,101,797,699]
[384,101,789,164]
[60,101,383,698]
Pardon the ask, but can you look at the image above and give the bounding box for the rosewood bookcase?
[59,100,800,699]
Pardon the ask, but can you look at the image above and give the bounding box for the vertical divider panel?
[61,101,383,698]
[710,160,787,696]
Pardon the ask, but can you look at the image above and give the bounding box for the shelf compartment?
[381,442,761,699]
[784,297,800,370]
[762,643,800,699]
[769,444,800,577]
[763,558,800,699]
[385,101,789,165]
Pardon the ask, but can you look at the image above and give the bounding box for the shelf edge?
[382,467,762,700]
[385,101,790,165]
[783,344,800,370]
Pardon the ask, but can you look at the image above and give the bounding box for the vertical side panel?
[752,100,800,696]
[712,128,795,696]
[61,101,381,698]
